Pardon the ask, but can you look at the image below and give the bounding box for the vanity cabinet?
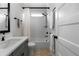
[10,39,29,56]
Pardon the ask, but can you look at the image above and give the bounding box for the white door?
[55,3,79,56]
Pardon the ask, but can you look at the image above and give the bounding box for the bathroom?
[0,2,79,56]
[0,3,54,56]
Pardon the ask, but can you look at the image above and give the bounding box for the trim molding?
[59,22,79,26]
[59,36,79,48]
[58,40,78,55]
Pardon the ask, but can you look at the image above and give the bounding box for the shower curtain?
[22,8,31,40]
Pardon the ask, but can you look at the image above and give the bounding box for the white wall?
[0,3,23,40]
[10,3,23,36]
[47,11,53,30]
[30,16,48,42]
[10,3,22,36]
[55,3,79,56]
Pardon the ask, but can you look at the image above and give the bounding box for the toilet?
[28,42,36,56]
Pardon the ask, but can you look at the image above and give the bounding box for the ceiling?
[22,3,53,7]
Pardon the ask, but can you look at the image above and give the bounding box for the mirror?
[0,3,10,33]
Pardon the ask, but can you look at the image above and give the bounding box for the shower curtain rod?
[22,7,50,9]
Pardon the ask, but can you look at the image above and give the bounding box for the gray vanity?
[10,38,28,56]
[10,37,28,56]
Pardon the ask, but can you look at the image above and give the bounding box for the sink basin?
[0,39,21,49]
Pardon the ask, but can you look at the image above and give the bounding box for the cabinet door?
[24,40,29,56]
[10,40,28,56]
[12,42,25,56]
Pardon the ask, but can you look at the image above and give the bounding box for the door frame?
[52,7,57,55]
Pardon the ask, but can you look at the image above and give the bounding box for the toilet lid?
[28,42,36,46]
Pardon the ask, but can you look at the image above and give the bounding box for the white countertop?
[0,36,28,56]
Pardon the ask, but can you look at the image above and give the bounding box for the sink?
[0,37,28,56]
[0,39,21,49]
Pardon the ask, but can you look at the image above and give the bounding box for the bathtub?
[31,40,50,50]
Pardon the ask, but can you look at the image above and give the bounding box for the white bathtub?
[31,40,50,50]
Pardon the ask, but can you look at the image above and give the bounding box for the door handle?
[53,35,58,39]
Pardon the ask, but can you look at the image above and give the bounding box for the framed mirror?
[0,3,10,33]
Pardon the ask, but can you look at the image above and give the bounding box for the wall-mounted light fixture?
[31,13,44,17]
